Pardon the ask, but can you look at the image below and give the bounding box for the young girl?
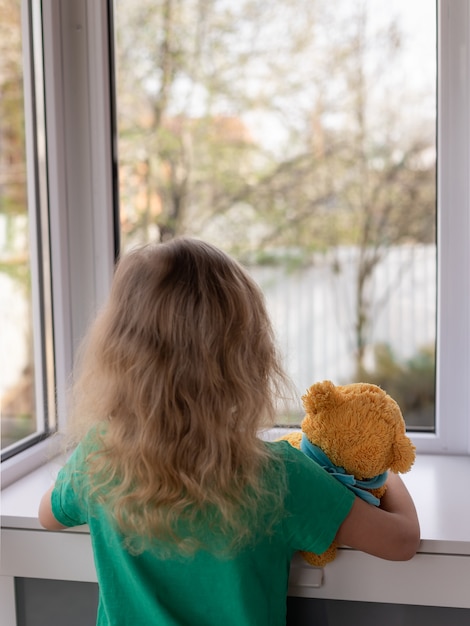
[39,237,420,626]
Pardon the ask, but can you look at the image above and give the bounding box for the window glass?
[0,1,54,457]
[113,0,436,430]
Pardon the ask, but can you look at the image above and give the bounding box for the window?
[0,1,55,460]
[2,0,468,477]
[113,0,439,438]
[1,0,116,485]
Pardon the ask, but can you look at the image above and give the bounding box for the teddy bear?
[280,380,416,567]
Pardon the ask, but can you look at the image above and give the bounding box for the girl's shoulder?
[265,438,304,461]
[264,439,313,474]
[60,425,106,472]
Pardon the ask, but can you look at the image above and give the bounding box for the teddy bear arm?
[369,484,387,500]
[276,431,303,449]
[300,541,338,567]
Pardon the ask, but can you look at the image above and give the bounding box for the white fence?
[250,244,436,412]
[0,243,436,419]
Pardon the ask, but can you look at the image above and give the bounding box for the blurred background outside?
[0,0,437,450]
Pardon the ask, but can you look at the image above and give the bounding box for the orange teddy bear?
[280,380,416,567]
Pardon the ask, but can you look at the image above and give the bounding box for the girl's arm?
[335,472,420,561]
[38,485,67,530]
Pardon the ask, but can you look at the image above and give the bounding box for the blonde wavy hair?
[67,237,291,554]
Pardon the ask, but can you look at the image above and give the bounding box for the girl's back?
[39,237,420,624]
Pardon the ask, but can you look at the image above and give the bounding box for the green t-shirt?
[51,440,354,626]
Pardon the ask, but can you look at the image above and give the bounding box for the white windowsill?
[2,452,470,610]
[2,452,470,555]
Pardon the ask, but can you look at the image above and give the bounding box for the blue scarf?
[300,434,387,506]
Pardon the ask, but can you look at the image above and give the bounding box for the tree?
[114,0,436,386]
[309,4,435,374]
[115,0,329,248]
[0,0,28,225]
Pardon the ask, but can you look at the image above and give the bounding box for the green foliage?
[354,343,436,431]
[0,259,30,286]
[0,414,36,450]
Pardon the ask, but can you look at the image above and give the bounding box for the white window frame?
[0,1,55,466]
[421,0,470,455]
[1,0,469,489]
[1,0,115,487]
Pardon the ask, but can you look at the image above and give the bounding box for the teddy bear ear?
[302,380,337,413]
[390,432,416,473]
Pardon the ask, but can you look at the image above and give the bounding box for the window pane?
[113,0,436,430]
[0,1,54,456]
